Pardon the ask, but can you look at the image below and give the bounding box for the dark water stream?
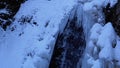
[49,16,86,68]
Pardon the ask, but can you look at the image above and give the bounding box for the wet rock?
[49,16,86,68]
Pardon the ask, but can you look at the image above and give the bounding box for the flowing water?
[49,16,86,68]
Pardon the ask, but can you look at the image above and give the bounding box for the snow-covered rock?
[97,23,116,48]
[83,22,120,68]
[92,59,102,68]
[83,0,118,11]
[0,0,77,68]
[90,23,102,43]
[0,0,120,68]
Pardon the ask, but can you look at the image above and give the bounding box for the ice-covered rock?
[83,22,120,68]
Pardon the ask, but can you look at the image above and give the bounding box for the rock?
[103,0,120,36]
[0,0,26,30]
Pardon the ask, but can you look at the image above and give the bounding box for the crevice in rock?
[49,14,86,68]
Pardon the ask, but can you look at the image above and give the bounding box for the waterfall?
[76,1,105,68]
[49,3,86,68]
[49,0,106,68]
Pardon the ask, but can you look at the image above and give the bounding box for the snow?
[78,0,118,68]
[0,0,120,68]
[0,0,77,68]
[81,0,104,40]
[97,23,116,49]
[90,23,102,43]
[87,41,95,56]
[97,23,116,61]
[92,60,101,68]
[80,0,119,68]
[99,40,113,61]
[82,0,117,40]
[83,0,118,11]
[83,22,120,68]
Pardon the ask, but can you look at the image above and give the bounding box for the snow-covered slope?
[0,0,77,68]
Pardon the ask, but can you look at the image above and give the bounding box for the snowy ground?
[0,0,76,68]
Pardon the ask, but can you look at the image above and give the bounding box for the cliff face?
[0,0,26,30]
[103,0,120,36]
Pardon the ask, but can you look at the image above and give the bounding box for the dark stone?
[0,0,26,30]
[103,1,120,36]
